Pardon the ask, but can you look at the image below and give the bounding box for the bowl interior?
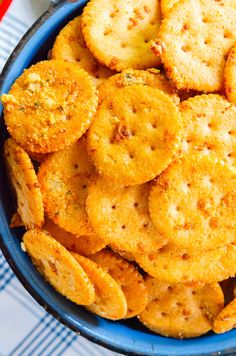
[0,1,236,355]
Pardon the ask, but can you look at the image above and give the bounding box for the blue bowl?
[0,1,236,355]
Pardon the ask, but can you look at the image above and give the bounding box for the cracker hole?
[161,312,167,317]
[181,253,190,260]
[228,153,232,157]
[168,286,173,292]
[82,184,87,189]
[74,164,78,169]
[152,123,157,129]
[192,291,196,295]
[132,106,138,113]
[202,16,210,23]
[122,225,126,230]
[163,265,168,270]
[150,21,155,25]
[150,145,155,151]
[112,205,116,209]
[143,223,148,228]
[129,153,134,159]
[204,38,211,45]
[182,45,190,52]
[104,29,112,36]
[176,302,183,307]
[134,202,139,208]
[144,38,150,44]
[228,130,233,135]
[208,123,214,128]
[95,74,100,79]
[121,42,127,48]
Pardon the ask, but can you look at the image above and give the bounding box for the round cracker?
[51,16,114,86]
[135,243,236,283]
[86,177,167,254]
[81,0,162,71]
[154,0,236,91]
[149,153,236,251]
[138,277,224,338]
[23,230,95,305]
[213,298,236,334]
[98,68,179,104]
[38,138,94,236]
[90,249,148,318]
[1,60,98,153]
[71,252,127,320]
[88,85,182,185]
[160,0,179,17]
[4,138,44,229]
[225,43,236,105]
[180,94,236,166]
[43,217,106,255]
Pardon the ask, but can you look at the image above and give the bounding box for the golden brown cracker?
[23,230,95,305]
[180,94,236,166]
[90,249,148,318]
[86,177,166,254]
[213,298,236,334]
[161,0,179,17]
[98,68,179,104]
[38,138,94,236]
[1,60,98,153]
[4,138,44,229]
[138,277,224,338]
[51,16,114,86]
[225,43,236,105]
[88,85,182,185]
[71,252,127,320]
[149,153,236,251]
[135,243,236,283]
[82,0,162,71]
[43,218,106,255]
[154,0,236,92]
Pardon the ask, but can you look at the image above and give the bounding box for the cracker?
[38,138,94,236]
[86,177,167,254]
[180,94,236,166]
[149,153,236,251]
[135,243,236,283]
[88,85,182,185]
[4,138,44,229]
[213,298,236,334]
[98,68,179,104]
[51,16,114,86]
[154,0,236,91]
[161,0,179,17]
[1,60,98,153]
[138,277,224,338]
[90,249,148,318]
[10,212,23,228]
[23,230,95,305]
[225,43,236,105]
[71,253,127,320]
[81,0,162,71]
[43,218,106,255]
[109,244,135,262]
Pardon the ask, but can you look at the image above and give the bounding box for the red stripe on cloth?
[0,0,13,21]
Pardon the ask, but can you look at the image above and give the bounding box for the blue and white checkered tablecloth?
[0,1,120,355]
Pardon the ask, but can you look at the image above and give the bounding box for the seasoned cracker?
[138,277,224,338]
[71,253,127,320]
[51,16,114,86]
[161,0,179,17]
[4,138,44,229]
[154,0,236,91]
[23,230,95,305]
[88,85,182,185]
[43,218,106,255]
[98,68,179,104]
[135,243,236,283]
[82,0,162,71]
[149,153,236,251]
[38,138,94,236]
[225,43,236,105]
[213,298,236,334]
[86,177,166,254]
[1,60,98,153]
[180,94,236,166]
[90,249,148,318]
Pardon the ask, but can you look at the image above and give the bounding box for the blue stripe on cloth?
[39,325,76,356]
[9,314,52,356]
[2,17,27,34]
[0,43,11,56]
[0,25,22,41]
[0,262,14,291]
[5,13,28,30]
[57,332,77,356]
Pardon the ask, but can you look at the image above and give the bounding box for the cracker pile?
[2,0,236,339]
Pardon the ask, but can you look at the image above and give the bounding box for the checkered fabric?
[0,1,120,355]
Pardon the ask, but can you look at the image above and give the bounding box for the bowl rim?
[0,1,236,355]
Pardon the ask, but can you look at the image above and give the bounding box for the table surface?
[0,1,119,355]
